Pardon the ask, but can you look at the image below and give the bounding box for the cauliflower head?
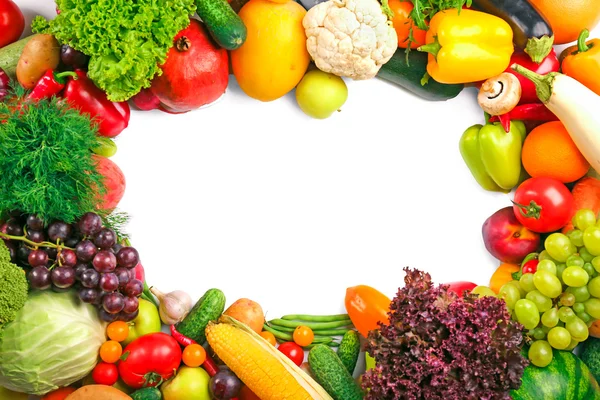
[303,0,398,80]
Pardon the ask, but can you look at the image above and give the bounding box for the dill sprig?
[0,92,106,224]
[99,209,132,241]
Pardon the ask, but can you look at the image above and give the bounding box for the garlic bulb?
[150,287,194,325]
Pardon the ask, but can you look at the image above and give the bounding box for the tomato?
[182,343,207,368]
[277,342,304,366]
[0,0,24,48]
[41,387,76,400]
[293,326,314,347]
[107,321,130,342]
[118,332,182,389]
[522,259,539,274]
[445,281,477,296]
[92,362,119,386]
[100,340,123,363]
[345,285,391,338]
[513,177,575,233]
[93,154,126,211]
[260,331,277,346]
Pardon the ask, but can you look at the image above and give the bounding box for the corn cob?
[206,316,333,400]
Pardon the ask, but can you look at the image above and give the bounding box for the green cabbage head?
[0,290,106,395]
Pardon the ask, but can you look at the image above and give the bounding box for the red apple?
[482,206,540,263]
[93,154,126,210]
[445,281,477,296]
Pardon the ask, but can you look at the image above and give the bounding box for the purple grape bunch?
[1,211,142,322]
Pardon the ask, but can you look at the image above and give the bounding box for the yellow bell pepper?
[418,9,514,84]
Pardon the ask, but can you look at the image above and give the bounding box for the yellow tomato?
[232,0,309,101]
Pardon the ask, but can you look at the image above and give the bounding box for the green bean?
[269,319,353,330]
[311,329,352,336]
[281,314,350,322]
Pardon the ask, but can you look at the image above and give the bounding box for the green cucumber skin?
[377,49,464,101]
[338,330,360,375]
[511,350,600,400]
[195,0,247,50]
[130,387,162,400]
[308,344,363,400]
[0,35,35,79]
[177,288,226,344]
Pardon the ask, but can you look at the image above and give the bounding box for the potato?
[223,298,265,334]
[65,385,132,400]
[16,34,60,89]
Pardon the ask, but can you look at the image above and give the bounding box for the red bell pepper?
[27,70,77,101]
[62,70,130,138]
[489,103,559,132]
[504,49,559,104]
[445,281,477,296]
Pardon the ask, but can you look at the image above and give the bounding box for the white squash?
[512,64,600,174]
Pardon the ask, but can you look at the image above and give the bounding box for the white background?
[15,1,598,317]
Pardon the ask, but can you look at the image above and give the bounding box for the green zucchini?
[195,0,247,50]
[337,330,360,375]
[177,288,226,344]
[130,387,162,400]
[377,49,464,101]
[0,35,35,80]
[308,344,363,400]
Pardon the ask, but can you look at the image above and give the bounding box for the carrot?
[562,177,600,233]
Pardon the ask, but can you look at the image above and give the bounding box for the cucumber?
[130,387,162,400]
[377,49,464,101]
[195,0,247,50]
[308,344,363,400]
[337,330,360,375]
[177,288,226,344]
[0,35,35,80]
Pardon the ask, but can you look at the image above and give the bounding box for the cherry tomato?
[513,177,574,233]
[260,331,277,346]
[278,342,304,366]
[100,340,123,363]
[118,332,182,389]
[41,387,76,400]
[92,362,119,386]
[522,259,539,274]
[107,321,130,342]
[0,0,24,48]
[445,281,477,296]
[293,326,314,347]
[182,343,207,367]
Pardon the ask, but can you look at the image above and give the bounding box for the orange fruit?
[522,121,589,183]
[529,0,600,44]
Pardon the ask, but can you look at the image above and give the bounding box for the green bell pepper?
[459,121,526,192]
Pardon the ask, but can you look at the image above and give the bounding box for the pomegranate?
[93,154,126,210]
[151,19,229,113]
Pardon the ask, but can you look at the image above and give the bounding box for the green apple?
[122,298,161,345]
[365,352,376,371]
[295,70,348,119]
[0,386,27,400]
[161,367,210,400]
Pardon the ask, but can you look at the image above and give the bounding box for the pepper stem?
[54,70,78,84]
[524,35,554,64]
[577,29,591,53]
[418,38,441,58]
[511,64,555,104]
[512,200,543,220]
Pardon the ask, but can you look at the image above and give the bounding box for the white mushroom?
[478,73,522,116]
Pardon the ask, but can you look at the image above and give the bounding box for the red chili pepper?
[170,324,196,347]
[27,70,78,101]
[62,70,130,138]
[522,259,539,274]
[490,103,559,132]
[505,49,560,104]
[202,353,220,377]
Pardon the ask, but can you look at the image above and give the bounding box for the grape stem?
[512,200,542,220]
[0,232,75,251]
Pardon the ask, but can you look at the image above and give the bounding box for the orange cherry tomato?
[489,263,520,294]
[293,326,315,347]
[99,340,123,364]
[106,321,129,342]
[182,343,207,368]
[41,387,77,400]
[260,331,277,346]
[388,0,428,48]
[345,285,391,338]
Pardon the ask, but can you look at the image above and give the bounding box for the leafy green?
[0,95,106,224]
[100,209,131,241]
[0,241,28,329]
[32,0,196,102]
[410,0,472,30]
